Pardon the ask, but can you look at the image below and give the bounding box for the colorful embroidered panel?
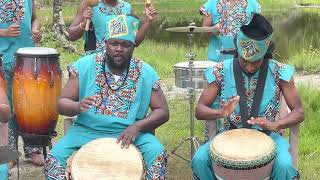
[99,0,125,15]
[0,0,25,23]
[216,0,248,36]
[94,52,142,119]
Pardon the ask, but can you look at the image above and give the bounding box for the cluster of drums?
[0,47,276,180]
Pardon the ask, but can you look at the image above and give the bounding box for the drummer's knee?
[191,147,210,166]
[44,152,67,179]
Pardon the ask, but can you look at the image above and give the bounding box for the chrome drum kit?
[166,24,218,162]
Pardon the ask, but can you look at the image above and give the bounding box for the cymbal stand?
[171,24,200,162]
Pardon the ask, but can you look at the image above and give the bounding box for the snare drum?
[12,47,62,135]
[209,129,276,180]
[71,138,144,180]
[174,61,217,89]
[0,52,6,93]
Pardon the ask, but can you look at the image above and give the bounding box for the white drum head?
[16,47,59,55]
[71,138,144,180]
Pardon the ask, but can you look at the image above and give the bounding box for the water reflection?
[146,8,320,61]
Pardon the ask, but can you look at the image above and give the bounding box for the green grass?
[289,46,320,73]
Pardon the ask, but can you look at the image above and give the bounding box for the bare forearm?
[0,29,7,37]
[276,107,304,130]
[134,108,169,132]
[67,23,85,41]
[32,18,40,30]
[57,98,80,116]
[195,104,222,120]
[0,104,10,123]
[135,20,152,47]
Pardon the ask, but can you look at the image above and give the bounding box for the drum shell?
[174,61,216,89]
[12,54,62,135]
[0,54,6,93]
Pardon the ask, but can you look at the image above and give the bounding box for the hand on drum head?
[117,124,141,149]
[220,95,240,118]
[79,95,98,112]
[247,117,280,132]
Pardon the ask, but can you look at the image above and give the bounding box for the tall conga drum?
[209,129,276,180]
[0,52,6,93]
[12,47,62,146]
[70,138,144,180]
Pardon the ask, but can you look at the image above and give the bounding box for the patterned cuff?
[67,64,79,78]
[199,6,209,16]
[152,80,161,91]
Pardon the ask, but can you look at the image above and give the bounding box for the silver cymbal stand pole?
[171,23,200,162]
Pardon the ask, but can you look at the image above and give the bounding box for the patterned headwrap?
[236,13,273,62]
[104,14,140,44]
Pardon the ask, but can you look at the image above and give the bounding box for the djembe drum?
[209,129,276,180]
[0,52,6,93]
[12,47,61,146]
[70,138,144,180]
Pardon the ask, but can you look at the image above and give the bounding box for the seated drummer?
[44,14,169,180]
[192,13,304,180]
[0,85,10,179]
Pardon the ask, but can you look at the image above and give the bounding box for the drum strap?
[233,58,270,135]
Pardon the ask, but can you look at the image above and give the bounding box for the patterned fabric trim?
[192,173,201,180]
[292,171,300,180]
[44,153,66,180]
[199,6,209,16]
[8,124,41,156]
[145,150,168,180]
[152,80,161,91]
[0,0,26,23]
[216,0,248,36]
[99,1,125,15]
[94,52,142,118]
[67,64,79,78]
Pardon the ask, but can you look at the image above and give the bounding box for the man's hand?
[247,117,280,132]
[220,95,240,118]
[6,23,20,37]
[83,7,92,22]
[32,27,41,43]
[117,124,141,149]
[79,95,97,112]
[144,3,157,23]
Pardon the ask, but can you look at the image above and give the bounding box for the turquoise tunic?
[85,0,132,53]
[200,0,260,62]
[50,51,164,169]
[0,164,8,180]
[192,58,299,180]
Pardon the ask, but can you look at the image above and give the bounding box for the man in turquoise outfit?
[0,0,42,169]
[67,0,157,53]
[200,0,261,62]
[44,14,169,180]
[192,13,304,180]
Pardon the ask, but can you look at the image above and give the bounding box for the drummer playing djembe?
[44,14,169,180]
[192,13,304,180]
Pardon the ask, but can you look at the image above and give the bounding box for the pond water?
[146,8,320,61]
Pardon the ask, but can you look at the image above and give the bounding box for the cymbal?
[166,26,219,33]
[0,146,21,164]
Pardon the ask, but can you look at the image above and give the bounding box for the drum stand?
[171,27,200,162]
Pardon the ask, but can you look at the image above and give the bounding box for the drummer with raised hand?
[44,14,169,180]
[0,0,43,168]
[192,13,303,180]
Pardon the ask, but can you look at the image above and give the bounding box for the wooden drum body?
[71,138,144,180]
[174,61,217,89]
[12,47,61,135]
[0,53,6,93]
[209,129,276,180]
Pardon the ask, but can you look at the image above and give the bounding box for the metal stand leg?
[171,27,200,162]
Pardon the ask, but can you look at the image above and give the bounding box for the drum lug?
[49,70,54,87]
[32,58,39,79]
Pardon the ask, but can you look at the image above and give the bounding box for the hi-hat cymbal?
[166,26,219,33]
[0,146,21,164]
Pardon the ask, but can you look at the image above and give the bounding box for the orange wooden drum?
[12,47,62,136]
[0,52,6,93]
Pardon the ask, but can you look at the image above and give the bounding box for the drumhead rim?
[71,137,144,179]
[15,47,60,57]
